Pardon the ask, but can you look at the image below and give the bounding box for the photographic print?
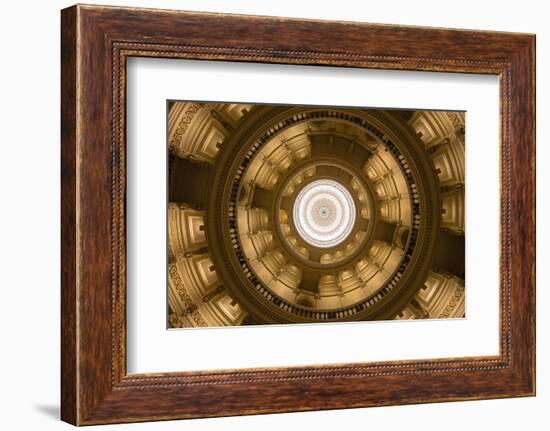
[167,102,465,328]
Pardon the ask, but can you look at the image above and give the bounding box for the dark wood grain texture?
[60,4,535,425]
[60,5,78,425]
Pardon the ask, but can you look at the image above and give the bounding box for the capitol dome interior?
[167,102,465,328]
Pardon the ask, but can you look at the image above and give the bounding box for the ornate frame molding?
[61,4,535,425]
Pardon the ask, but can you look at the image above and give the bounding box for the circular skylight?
[292,179,356,248]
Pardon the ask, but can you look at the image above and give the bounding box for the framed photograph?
[61,4,536,425]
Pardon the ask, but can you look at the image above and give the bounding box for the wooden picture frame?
[61,4,536,425]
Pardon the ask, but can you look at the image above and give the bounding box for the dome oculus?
[292,179,356,248]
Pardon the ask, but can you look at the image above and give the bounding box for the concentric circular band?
[206,107,442,323]
[292,179,356,248]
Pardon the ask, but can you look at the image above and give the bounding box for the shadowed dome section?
[292,179,356,248]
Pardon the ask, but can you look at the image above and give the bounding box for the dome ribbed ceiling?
[167,102,466,328]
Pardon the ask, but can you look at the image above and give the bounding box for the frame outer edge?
[527,34,536,395]
[531,34,536,396]
[60,4,79,426]
[502,34,536,396]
